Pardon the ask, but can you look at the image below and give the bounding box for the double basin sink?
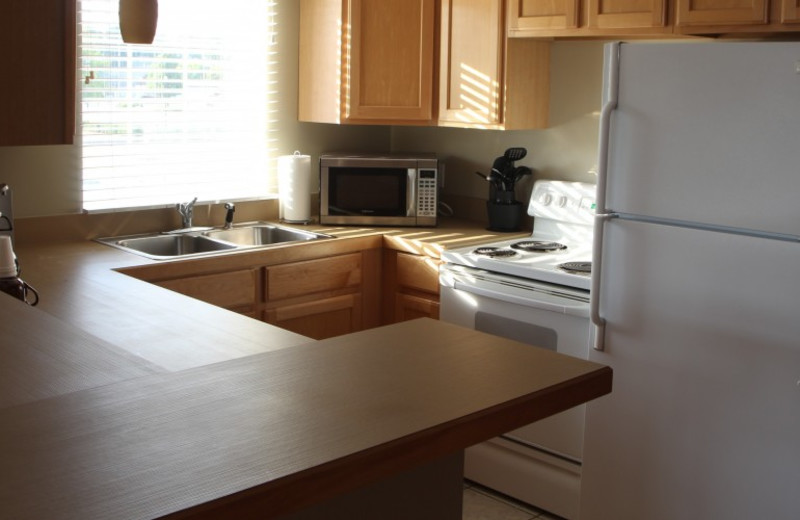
[98,222,333,260]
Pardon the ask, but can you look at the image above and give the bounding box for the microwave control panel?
[417,169,438,217]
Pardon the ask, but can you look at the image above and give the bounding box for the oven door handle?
[452,280,590,318]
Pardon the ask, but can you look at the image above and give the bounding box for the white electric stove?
[439,180,597,519]
[441,181,596,290]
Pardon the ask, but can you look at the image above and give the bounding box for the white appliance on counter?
[583,42,800,520]
[440,180,596,519]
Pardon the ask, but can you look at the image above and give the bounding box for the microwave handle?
[407,168,416,216]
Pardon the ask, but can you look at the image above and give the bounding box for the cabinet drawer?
[156,269,257,309]
[266,253,362,300]
[396,252,440,294]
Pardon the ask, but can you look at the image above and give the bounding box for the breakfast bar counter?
[0,308,610,519]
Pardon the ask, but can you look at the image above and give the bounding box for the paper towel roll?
[277,151,312,223]
[0,236,18,278]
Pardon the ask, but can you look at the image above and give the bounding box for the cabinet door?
[439,0,504,126]
[508,0,579,34]
[0,0,75,145]
[675,0,768,26]
[396,252,440,294]
[586,0,667,29]
[387,252,440,323]
[345,0,435,122]
[395,293,440,322]
[783,0,800,22]
[265,294,362,340]
[156,269,258,312]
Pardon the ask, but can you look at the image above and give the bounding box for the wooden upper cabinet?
[675,0,769,26]
[298,0,435,125]
[508,0,580,34]
[439,0,549,129]
[0,0,76,146]
[508,0,668,36]
[346,0,435,123]
[587,0,668,29]
[439,0,504,126]
[781,0,800,22]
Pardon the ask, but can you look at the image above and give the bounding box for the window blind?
[79,0,277,212]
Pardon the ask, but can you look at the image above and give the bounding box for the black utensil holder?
[487,201,523,232]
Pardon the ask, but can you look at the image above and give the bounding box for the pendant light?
[119,0,159,44]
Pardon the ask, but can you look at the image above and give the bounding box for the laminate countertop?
[1,221,610,519]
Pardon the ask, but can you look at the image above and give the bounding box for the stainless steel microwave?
[319,153,439,227]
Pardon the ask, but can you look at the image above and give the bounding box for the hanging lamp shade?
[119,0,159,44]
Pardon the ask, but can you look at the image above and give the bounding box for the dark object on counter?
[487,201,525,232]
[0,276,39,306]
[477,148,533,231]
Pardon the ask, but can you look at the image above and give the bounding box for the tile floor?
[462,481,564,520]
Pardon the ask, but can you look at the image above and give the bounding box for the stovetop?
[441,181,596,291]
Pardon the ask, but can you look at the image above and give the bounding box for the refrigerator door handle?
[591,42,621,352]
[591,213,616,351]
[595,42,620,216]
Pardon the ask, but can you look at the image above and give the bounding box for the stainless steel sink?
[97,222,333,260]
[110,234,237,260]
[203,225,324,246]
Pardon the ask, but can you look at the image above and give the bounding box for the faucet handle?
[223,202,236,229]
[176,197,198,228]
[178,197,197,212]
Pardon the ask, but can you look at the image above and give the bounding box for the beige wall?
[0,2,604,222]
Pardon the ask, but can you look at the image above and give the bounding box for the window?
[79,0,277,212]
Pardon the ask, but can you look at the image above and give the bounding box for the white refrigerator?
[583,42,800,520]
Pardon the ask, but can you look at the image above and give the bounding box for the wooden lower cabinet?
[132,247,382,341]
[133,246,441,338]
[264,294,362,340]
[263,253,368,340]
[383,250,441,324]
[155,269,258,316]
[395,293,440,322]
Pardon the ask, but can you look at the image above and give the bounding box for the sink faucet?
[176,197,197,229]
[223,202,236,229]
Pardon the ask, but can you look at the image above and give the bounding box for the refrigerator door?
[604,42,800,237]
[582,219,800,520]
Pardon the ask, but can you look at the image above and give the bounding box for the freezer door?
[582,219,800,520]
[604,42,800,237]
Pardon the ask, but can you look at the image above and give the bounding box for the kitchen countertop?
[14,218,528,370]
[1,220,609,519]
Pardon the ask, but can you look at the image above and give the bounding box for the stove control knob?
[540,193,553,205]
[557,195,568,207]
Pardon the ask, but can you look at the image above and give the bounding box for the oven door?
[439,264,592,461]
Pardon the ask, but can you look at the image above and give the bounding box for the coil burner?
[472,247,518,258]
[559,261,592,274]
[511,241,568,252]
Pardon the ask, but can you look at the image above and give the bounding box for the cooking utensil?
[503,147,527,162]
